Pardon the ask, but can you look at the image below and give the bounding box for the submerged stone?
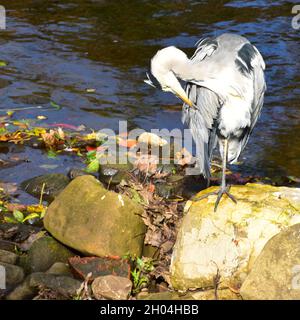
[21,173,70,202]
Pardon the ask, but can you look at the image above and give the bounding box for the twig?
[39,183,46,206]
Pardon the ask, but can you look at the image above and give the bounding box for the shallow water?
[0,0,299,195]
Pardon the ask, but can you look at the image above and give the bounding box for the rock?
[23,136,44,149]
[0,78,12,89]
[44,175,145,257]
[155,175,184,199]
[170,184,300,291]
[5,277,36,300]
[155,174,207,200]
[46,262,72,276]
[6,269,76,300]
[240,223,300,300]
[139,289,240,300]
[138,132,168,148]
[0,223,41,243]
[0,262,24,288]
[0,240,17,252]
[21,173,70,202]
[92,275,132,300]
[68,256,130,281]
[0,249,18,264]
[68,168,93,180]
[156,163,178,175]
[21,236,74,274]
[99,163,133,186]
[29,272,81,298]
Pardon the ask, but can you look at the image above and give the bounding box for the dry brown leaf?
[134,154,159,175]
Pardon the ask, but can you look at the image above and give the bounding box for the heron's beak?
[174,90,193,107]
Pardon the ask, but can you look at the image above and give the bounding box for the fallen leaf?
[37,115,47,120]
[148,183,155,193]
[5,203,27,212]
[47,150,57,158]
[134,154,159,175]
[50,101,62,110]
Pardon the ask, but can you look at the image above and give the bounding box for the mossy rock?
[240,223,300,300]
[44,175,146,257]
[20,236,74,274]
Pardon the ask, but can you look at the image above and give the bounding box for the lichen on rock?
[170,183,300,291]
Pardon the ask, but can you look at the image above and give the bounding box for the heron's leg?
[214,139,237,211]
[193,139,237,211]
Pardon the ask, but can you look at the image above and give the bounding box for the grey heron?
[145,33,266,211]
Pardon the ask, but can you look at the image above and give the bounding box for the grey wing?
[237,45,266,156]
[182,37,221,178]
[182,84,221,178]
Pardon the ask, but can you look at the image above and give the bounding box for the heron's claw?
[193,185,237,212]
[214,185,237,212]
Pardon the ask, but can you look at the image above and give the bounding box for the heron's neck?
[169,54,194,82]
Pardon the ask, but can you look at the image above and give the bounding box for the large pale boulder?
[240,223,300,300]
[44,175,146,257]
[170,184,300,291]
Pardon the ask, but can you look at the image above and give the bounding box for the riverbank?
[1,119,300,300]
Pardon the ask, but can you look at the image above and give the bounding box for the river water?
[0,0,299,194]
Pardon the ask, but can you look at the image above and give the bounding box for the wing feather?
[182,85,221,178]
[237,45,266,155]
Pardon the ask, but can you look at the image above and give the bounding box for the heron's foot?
[214,185,237,212]
[193,185,237,212]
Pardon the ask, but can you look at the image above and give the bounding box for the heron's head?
[144,46,194,107]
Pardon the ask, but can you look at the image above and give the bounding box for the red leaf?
[86,146,97,152]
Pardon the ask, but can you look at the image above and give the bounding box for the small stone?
[0,262,24,288]
[68,168,92,180]
[46,262,72,276]
[6,277,36,300]
[0,240,16,252]
[99,163,133,186]
[92,275,132,300]
[21,236,74,274]
[0,249,18,264]
[68,256,130,281]
[29,273,81,298]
